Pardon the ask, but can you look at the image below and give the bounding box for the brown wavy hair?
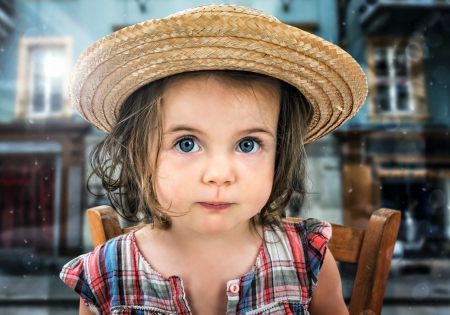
[88,70,313,230]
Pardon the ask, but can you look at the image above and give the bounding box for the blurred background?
[0,0,449,314]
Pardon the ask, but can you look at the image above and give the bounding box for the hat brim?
[69,4,367,143]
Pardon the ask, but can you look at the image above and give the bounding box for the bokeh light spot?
[412,283,429,300]
[426,30,443,48]
[22,253,40,271]
[433,66,450,85]
[382,115,400,131]
[23,27,41,45]
[405,43,423,61]
[428,190,446,209]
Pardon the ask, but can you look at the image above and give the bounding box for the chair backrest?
[87,205,400,315]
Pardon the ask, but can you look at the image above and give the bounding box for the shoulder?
[281,218,332,255]
[279,219,348,314]
[59,232,136,314]
[282,218,332,240]
[63,231,136,279]
[279,218,332,284]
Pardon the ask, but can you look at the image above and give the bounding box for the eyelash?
[173,136,198,148]
[242,137,264,149]
[172,136,264,151]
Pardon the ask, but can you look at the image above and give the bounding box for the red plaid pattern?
[60,219,331,315]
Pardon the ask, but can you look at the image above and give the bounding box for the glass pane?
[50,93,63,112]
[29,45,66,116]
[376,84,390,112]
[32,92,45,112]
[374,48,389,77]
[396,83,409,111]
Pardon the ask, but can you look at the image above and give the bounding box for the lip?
[199,202,233,211]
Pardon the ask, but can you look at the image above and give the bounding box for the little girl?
[60,4,367,315]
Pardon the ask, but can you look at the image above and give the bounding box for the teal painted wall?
[0,0,337,127]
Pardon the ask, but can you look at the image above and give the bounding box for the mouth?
[199,202,233,211]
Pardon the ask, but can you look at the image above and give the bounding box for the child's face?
[154,74,280,235]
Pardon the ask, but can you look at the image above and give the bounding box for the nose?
[201,153,236,186]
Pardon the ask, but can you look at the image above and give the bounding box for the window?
[15,37,73,119]
[367,37,428,121]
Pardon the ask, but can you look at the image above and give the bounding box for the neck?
[162,220,263,253]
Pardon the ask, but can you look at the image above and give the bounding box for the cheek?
[258,151,276,198]
[154,153,194,207]
[242,142,276,173]
[239,153,275,200]
[154,154,175,207]
[256,166,275,198]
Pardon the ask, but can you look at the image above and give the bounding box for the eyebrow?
[164,125,205,135]
[235,127,275,138]
[164,124,275,138]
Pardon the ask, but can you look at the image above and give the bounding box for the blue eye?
[175,138,200,153]
[237,139,260,153]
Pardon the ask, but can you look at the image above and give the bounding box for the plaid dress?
[60,219,331,315]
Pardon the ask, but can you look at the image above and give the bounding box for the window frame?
[15,37,73,120]
[366,37,429,122]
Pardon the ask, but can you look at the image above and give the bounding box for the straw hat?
[69,4,367,143]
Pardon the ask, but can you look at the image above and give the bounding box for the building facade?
[0,0,449,310]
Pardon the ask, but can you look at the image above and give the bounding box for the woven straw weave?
[69,4,367,143]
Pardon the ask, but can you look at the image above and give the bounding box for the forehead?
[161,74,280,129]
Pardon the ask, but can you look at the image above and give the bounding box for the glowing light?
[44,56,65,78]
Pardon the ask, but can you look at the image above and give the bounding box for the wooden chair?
[87,205,401,315]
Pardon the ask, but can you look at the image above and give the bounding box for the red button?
[229,283,239,294]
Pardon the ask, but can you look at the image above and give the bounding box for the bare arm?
[79,298,95,315]
[308,250,349,315]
